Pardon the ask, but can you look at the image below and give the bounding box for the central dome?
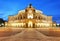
[18,4,43,15]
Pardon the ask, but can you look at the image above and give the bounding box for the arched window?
[38,17,40,19]
[35,16,37,19]
[23,16,25,19]
[21,17,22,19]
[27,14,33,19]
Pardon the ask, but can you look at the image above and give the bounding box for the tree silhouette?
[0,18,5,27]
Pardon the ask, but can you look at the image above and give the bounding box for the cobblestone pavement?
[0,28,60,41]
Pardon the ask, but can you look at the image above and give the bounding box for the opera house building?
[5,4,56,28]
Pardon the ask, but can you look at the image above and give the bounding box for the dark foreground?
[0,28,60,41]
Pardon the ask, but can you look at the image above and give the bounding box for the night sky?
[0,0,60,23]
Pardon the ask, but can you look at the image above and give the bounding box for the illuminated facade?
[5,4,56,28]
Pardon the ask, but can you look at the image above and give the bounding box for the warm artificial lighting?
[36,23,50,27]
[5,4,55,27]
[28,14,33,19]
[11,23,25,27]
[28,21,33,27]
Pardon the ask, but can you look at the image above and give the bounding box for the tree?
[0,18,5,27]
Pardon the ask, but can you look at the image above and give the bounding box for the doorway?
[28,21,33,28]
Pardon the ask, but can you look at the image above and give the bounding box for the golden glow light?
[36,23,50,27]
[27,14,33,19]
[11,23,25,27]
[28,21,33,27]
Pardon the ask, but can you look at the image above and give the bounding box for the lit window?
[28,21,33,27]
[27,14,33,19]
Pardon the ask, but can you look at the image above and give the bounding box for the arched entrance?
[28,21,33,28]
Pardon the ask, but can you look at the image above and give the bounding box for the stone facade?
[5,4,56,28]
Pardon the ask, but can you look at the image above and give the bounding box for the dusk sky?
[0,0,60,23]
